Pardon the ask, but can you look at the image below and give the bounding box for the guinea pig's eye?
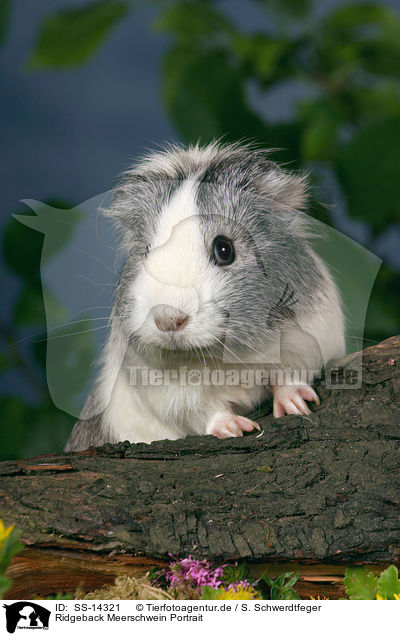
[143,244,150,259]
[212,235,235,266]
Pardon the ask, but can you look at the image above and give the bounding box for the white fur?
[135,142,222,176]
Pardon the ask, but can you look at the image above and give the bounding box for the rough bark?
[1,335,400,599]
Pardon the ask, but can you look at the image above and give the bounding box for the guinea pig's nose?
[154,311,189,332]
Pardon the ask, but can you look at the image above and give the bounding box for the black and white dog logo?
[3,602,50,633]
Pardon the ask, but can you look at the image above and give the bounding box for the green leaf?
[282,572,300,590]
[352,82,400,122]
[0,350,10,372]
[0,0,12,46]
[377,565,400,600]
[360,38,400,79]
[365,266,400,342]
[271,571,300,599]
[365,300,399,342]
[28,1,129,69]
[256,0,311,19]
[0,397,74,461]
[0,398,35,461]
[344,567,378,600]
[162,46,269,144]
[223,562,250,585]
[301,101,341,160]
[201,586,221,599]
[234,34,293,81]
[2,214,43,282]
[318,4,400,80]
[3,200,77,281]
[155,1,233,43]
[0,575,11,600]
[18,405,74,458]
[0,527,24,574]
[32,337,47,372]
[335,118,400,234]
[13,283,45,326]
[322,4,395,33]
[162,41,301,162]
[260,571,300,600]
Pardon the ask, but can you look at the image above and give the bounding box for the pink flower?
[227,580,252,591]
[165,556,225,589]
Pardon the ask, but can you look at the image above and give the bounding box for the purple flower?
[227,580,252,591]
[164,556,225,590]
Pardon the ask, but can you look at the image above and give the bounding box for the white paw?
[207,411,261,439]
[272,384,320,418]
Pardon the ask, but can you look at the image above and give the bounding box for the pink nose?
[154,312,189,332]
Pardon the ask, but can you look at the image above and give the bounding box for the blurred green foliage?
[1,0,400,460]
[0,0,12,45]
[27,1,129,68]
[0,203,78,461]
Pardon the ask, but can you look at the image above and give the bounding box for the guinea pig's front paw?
[271,384,320,418]
[207,411,261,439]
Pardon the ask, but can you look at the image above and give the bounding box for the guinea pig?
[65,141,345,451]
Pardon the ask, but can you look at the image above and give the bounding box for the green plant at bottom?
[0,520,24,599]
[344,565,400,600]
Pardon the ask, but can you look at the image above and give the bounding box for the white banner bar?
[1,599,395,635]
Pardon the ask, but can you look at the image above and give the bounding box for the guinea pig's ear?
[100,173,143,229]
[257,168,308,212]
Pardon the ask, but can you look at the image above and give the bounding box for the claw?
[207,411,261,439]
[272,384,319,419]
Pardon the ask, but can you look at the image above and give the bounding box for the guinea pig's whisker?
[227,333,266,358]
[71,305,113,313]
[45,317,111,334]
[223,333,271,369]
[76,274,116,293]
[72,247,119,276]
[38,324,110,343]
[212,336,247,366]
[205,344,219,368]
[346,335,379,344]
[197,347,207,368]
[51,305,113,323]
[14,313,113,346]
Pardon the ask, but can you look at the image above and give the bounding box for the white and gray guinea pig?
[65,141,345,452]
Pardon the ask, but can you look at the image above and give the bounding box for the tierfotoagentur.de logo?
[3,602,50,634]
